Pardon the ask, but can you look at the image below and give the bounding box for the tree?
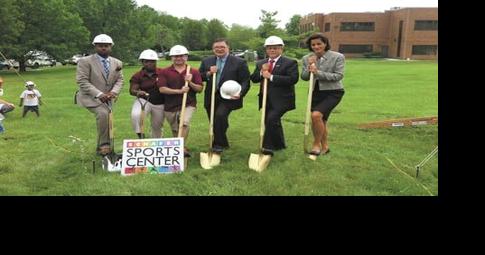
[180,18,207,51]
[11,0,89,71]
[285,15,301,36]
[205,19,228,48]
[227,24,259,50]
[0,0,24,59]
[257,10,282,38]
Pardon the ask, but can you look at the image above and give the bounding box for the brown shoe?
[98,144,112,156]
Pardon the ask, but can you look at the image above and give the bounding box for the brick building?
[299,7,438,60]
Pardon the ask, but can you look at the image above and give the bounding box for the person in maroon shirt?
[129,49,165,138]
[158,45,203,157]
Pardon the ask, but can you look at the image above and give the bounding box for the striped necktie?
[102,58,109,78]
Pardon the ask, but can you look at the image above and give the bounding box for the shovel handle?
[209,72,216,148]
[259,78,268,150]
[303,71,314,153]
[178,65,191,138]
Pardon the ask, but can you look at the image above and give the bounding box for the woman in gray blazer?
[301,33,345,156]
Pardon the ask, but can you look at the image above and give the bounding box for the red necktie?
[268,59,275,73]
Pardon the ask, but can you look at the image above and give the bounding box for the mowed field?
[0,59,438,195]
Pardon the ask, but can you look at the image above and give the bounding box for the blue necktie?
[216,58,222,88]
[102,59,109,78]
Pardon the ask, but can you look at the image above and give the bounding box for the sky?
[135,0,438,29]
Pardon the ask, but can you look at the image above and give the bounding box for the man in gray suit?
[76,34,124,155]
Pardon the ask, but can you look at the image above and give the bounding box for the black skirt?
[311,86,344,121]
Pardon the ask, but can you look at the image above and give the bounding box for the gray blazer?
[75,54,124,107]
[301,50,344,91]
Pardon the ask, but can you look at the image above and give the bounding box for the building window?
[340,22,375,31]
[414,20,438,30]
[339,44,373,53]
[412,45,438,55]
[325,23,330,32]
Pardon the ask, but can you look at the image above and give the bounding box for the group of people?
[75,32,345,160]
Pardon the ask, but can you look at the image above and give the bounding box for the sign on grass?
[121,138,184,176]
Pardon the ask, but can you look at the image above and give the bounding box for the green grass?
[0,59,438,195]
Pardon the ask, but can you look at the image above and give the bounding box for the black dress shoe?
[212,146,223,154]
[261,148,274,156]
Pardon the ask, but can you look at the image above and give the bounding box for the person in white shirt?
[19,81,42,117]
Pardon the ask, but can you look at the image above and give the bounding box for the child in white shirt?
[19,81,42,117]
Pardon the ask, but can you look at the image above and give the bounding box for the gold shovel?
[178,65,191,168]
[200,72,221,169]
[248,74,272,172]
[304,70,318,160]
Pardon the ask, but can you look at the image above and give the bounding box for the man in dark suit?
[199,38,251,154]
[250,36,299,156]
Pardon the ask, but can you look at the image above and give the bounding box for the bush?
[363,52,384,58]
[284,48,309,60]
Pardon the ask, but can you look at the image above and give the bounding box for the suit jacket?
[75,54,124,107]
[300,51,345,91]
[250,56,299,111]
[199,55,250,110]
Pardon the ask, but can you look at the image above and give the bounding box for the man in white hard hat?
[199,38,250,154]
[129,49,165,139]
[75,34,124,156]
[250,35,299,156]
[159,45,203,157]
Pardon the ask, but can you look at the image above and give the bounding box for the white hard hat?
[169,45,189,56]
[139,49,159,61]
[220,80,242,99]
[92,34,114,45]
[25,81,36,87]
[264,36,285,46]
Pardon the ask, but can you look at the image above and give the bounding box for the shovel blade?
[248,153,271,172]
[200,152,221,169]
[200,152,212,169]
[308,154,318,161]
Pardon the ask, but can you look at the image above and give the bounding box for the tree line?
[0,0,318,71]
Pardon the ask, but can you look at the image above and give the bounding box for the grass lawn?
[0,58,438,195]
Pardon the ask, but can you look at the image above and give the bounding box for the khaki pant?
[165,106,195,136]
[131,98,165,138]
[87,105,110,147]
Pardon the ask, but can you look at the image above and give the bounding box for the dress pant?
[206,102,233,148]
[87,105,110,147]
[263,106,287,151]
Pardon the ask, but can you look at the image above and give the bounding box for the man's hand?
[262,70,272,79]
[209,66,218,74]
[230,93,240,100]
[98,92,114,103]
[184,73,193,82]
[180,86,190,94]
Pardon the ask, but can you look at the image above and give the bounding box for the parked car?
[0,59,19,70]
[62,54,87,65]
[24,51,56,68]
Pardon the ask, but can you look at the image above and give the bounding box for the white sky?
[135,0,438,29]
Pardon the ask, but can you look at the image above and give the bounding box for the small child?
[0,76,15,133]
[19,81,42,117]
